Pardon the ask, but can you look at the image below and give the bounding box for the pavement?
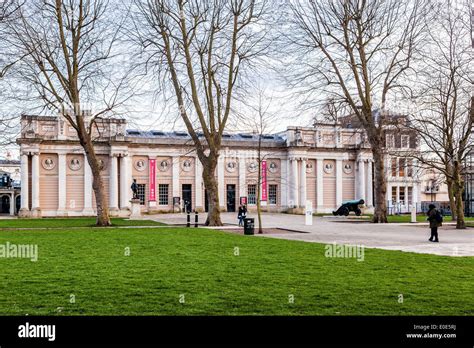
[149,212,474,257]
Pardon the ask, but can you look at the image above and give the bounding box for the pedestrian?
[238,205,244,226]
[427,204,442,242]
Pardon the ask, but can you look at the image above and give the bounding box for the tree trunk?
[454,182,466,230]
[82,139,111,227]
[202,156,223,226]
[446,178,457,221]
[372,147,388,223]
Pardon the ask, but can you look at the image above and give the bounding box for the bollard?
[186,212,190,228]
[195,211,198,228]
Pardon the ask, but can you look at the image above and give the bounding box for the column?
[19,153,29,216]
[57,153,67,214]
[357,159,365,200]
[238,156,246,201]
[83,158,94,215]
[280,158,288,209]
[195,156,203,210]
[217,155,225,209]
[119,154,130,209]
[300,158,307,207]
[31,152,41,217]
[336,159,343,207]
[412,183,418,212]
[290,158,298,208]
[9,193,14,216]
[109,155,119,211]
[316,158,324,211]
[366,160,373,207]
[172,156,180,204]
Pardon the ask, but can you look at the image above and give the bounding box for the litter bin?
[243,218,254,235]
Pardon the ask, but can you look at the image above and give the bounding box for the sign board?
[305,200,313,226]
[149,159,156,202]
[261,160,267,201]
[240,196,247,206]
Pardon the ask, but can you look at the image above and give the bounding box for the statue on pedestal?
[131,179,138,200]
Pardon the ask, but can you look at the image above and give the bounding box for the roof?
[0,160,20,165]
[125,130,286,143]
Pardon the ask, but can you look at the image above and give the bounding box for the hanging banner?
[261,160,267,201]
[149,159,156,202]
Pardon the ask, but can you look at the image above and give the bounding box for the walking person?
[238,205,245,227]
[427,204,442,242]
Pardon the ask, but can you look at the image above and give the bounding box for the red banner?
[149,159,156,201]
[261,160,267,201]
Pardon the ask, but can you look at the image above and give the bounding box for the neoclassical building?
[15,114,423,217]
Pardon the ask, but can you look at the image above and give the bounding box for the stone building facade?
[16,114,424,217]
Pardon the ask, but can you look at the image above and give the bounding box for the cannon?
[333,199,365,216]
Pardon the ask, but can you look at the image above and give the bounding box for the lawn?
[0,225,472,316]
[0,217,164,229]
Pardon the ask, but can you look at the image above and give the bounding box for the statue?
[131,179,138,199]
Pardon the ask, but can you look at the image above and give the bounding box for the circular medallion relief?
[182,159,192,172]
[159,160,170,172]
[306,162,314,174]
[226,161,237,173]
[248,162,258,173]
[134,159,146,172]
[42,157,55,170]
[69,157,82,171]
[269,161,278,174]
[343,162,353,174]
[323,162,334,174]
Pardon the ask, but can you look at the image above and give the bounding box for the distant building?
[464,150,474,217]
[0,159,21,215]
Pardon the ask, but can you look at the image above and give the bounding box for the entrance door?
[204,189,209,212]
[226,184,236,212]
[182,184,192,212]
[1,196,10,214]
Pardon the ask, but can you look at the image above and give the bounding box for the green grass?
[0,217,164,229]
[0,226,472,316]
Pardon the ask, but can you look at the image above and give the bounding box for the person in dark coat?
[427,204,442,242]
[238,205,245,226]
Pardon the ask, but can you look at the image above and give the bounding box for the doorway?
[226,184,236,212]
[1,195,10,214]
[182,184,192,212]
[204,189,210,212]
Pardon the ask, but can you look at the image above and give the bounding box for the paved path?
[150,212,474,257]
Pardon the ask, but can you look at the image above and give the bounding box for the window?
[399,187,406,205]
[248,184,257,205]
[159,184,169,205]
[407,187,413,205]
[269,185,277,205]
[386,134,395,148]
[391,158,397,177]
[401,135,410,149]
[392,186,397,204]
[137,184,146,205]
[406,159,413,177]
[399,158,406,177]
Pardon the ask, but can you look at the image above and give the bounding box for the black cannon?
[333,199,365,216]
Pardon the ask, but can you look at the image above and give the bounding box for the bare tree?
[406,0,473,229]
[5,0,135,226]
[133,0,268,226]
[238,87,279,233]
[285,0,429,223]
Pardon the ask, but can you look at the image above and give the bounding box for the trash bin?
[243,218,254,235]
